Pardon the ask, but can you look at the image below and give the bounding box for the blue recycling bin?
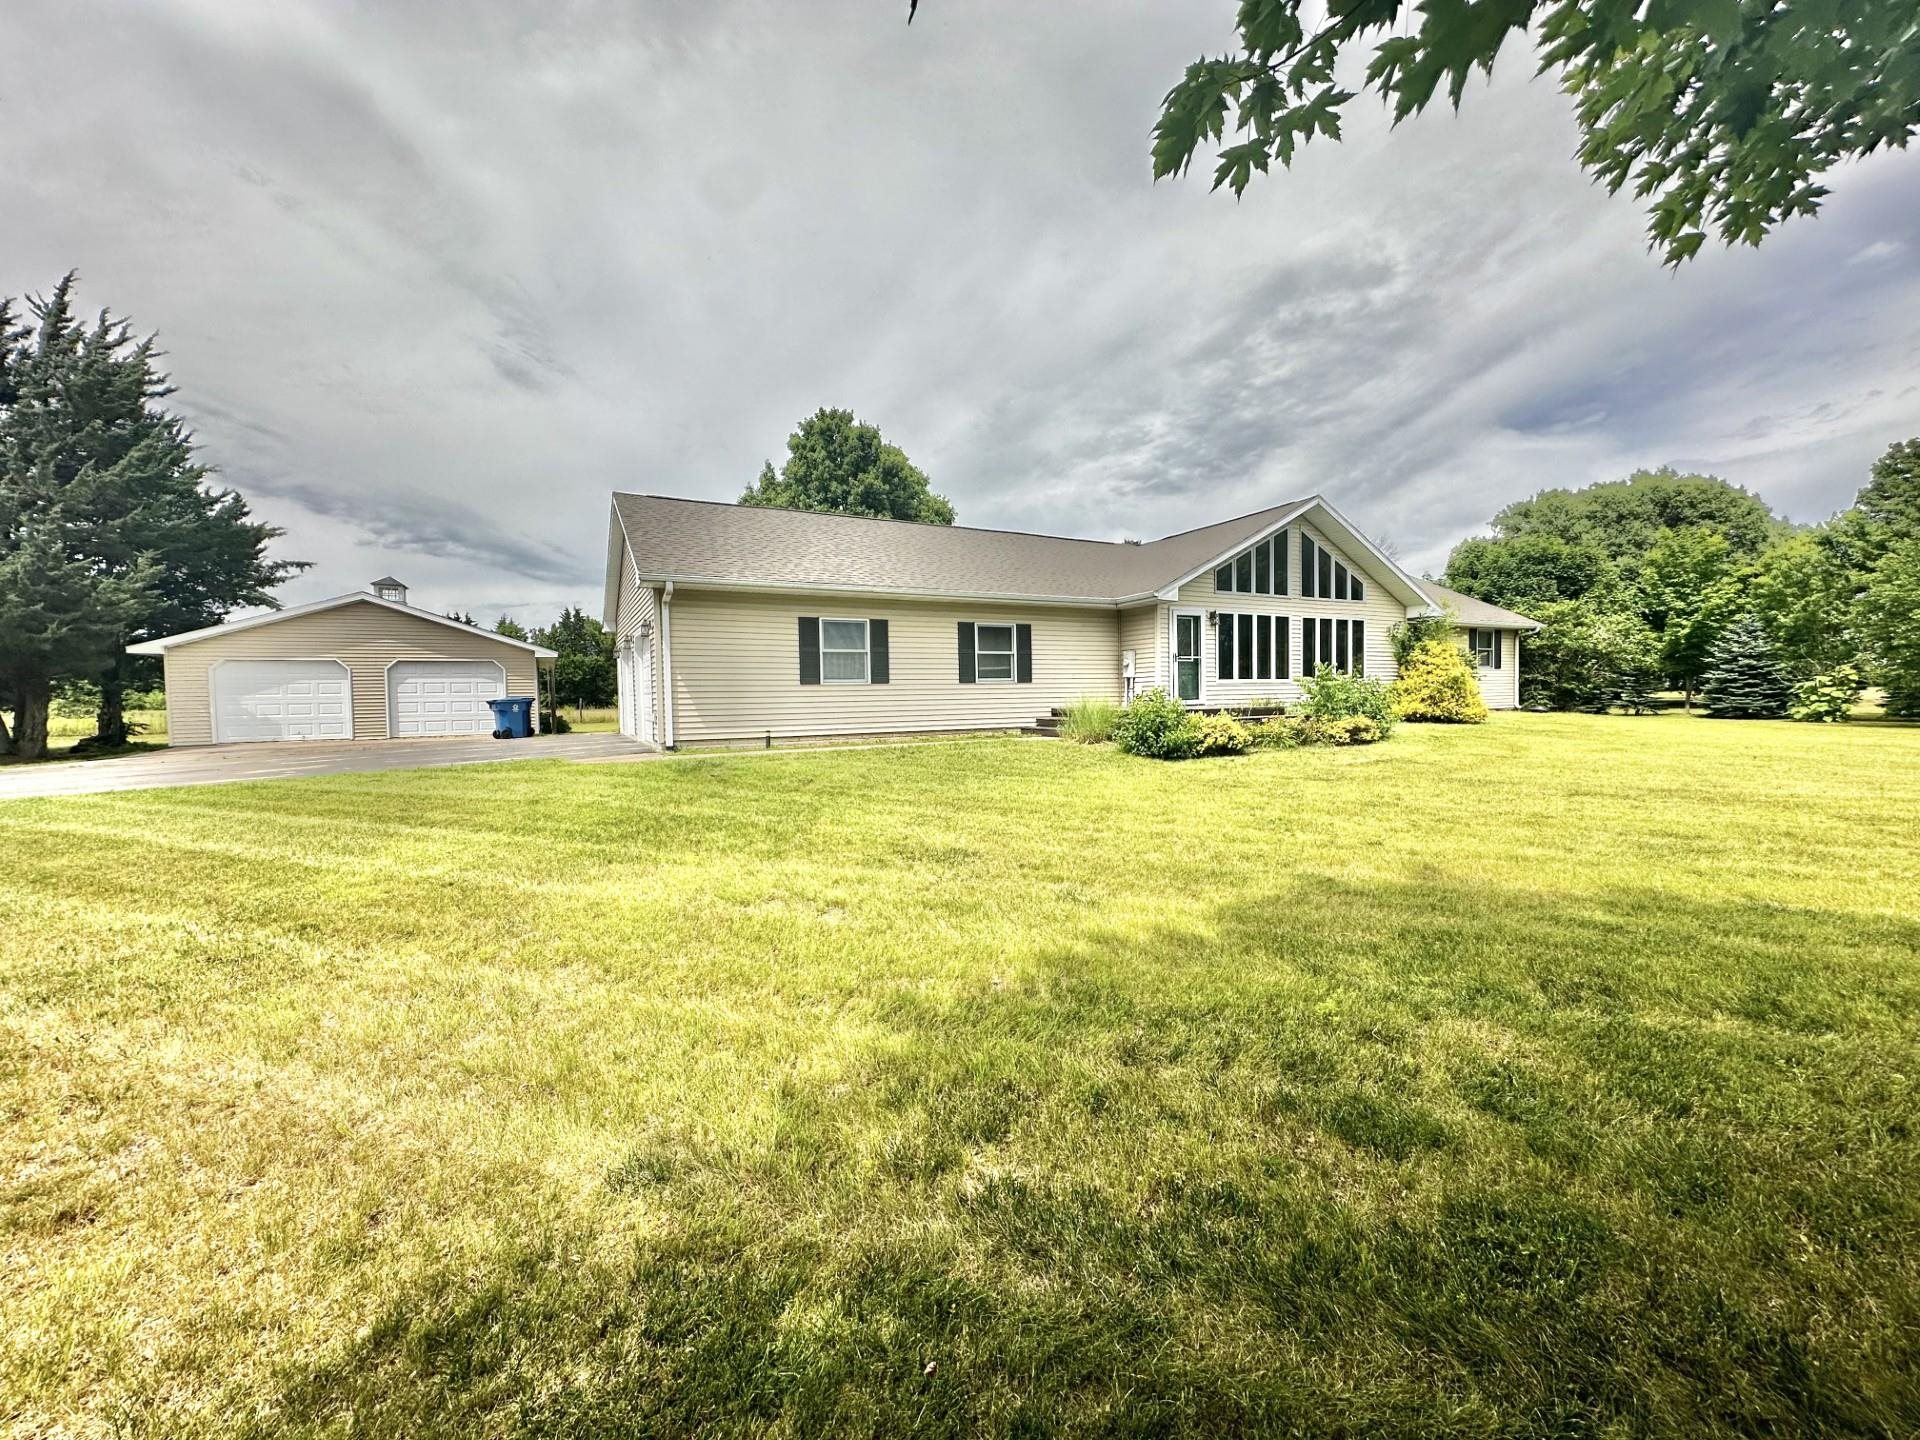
[488,696,534,738]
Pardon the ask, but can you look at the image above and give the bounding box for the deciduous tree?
[1144,1,1920,264]
[742,408,953,524]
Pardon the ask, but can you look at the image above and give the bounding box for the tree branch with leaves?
[1141,0,1920,264]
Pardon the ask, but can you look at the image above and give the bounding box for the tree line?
[1440,446,1920,720]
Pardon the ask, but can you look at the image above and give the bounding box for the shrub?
[547,710,573,733]
[1789,664,1862,723]
[1190,712,1251,756]
[1388,611,1455,666]
[1521,601,1661,712]
[1390,639,1488,724]
[1058,696,1121,744]
[1113,688,1198,759]
[1297,666,1396,737]
[1249,715,1303,749]
[1700,615,1792,719]
[1300,714,1381,746]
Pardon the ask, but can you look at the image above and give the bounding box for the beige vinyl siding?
[665,589,1122,744]
[1460,628,1521,709]
[612,551,662,737]
[1175,519,1405,705]
[1118,603,1164,695]
[160,602,538,745]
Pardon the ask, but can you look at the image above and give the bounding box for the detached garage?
[130,579,556,746]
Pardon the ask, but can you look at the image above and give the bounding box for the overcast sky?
[5,1,1918,623]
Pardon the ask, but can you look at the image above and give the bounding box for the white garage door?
[211,660,353,743]
[387,661,505,737]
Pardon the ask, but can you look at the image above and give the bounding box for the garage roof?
[127,592,559,657]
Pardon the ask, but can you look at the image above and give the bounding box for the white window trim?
[972,621,1017,684]
[819,616,871,685]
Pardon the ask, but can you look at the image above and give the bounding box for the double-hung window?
[975,623,1016,682]
[1469,628,1500,668]
[820,618,870,683]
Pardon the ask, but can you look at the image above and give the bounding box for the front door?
[1173,611,1202,702]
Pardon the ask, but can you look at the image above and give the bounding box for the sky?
[5,0,1918,625]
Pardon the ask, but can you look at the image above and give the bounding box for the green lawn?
[2,713,1917,1437]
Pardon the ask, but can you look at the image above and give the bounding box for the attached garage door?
[211,660,353,743]
[387,661,505,737]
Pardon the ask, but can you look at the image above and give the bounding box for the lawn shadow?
[243,871,1920,1439]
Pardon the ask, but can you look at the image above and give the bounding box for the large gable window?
[821,618,870,683]
[1214,613,1287,681]
[1214,531,1289,596]
[1301,616,1365,676]
[1299,534,1365,602]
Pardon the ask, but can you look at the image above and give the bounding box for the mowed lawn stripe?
[1,712,1917,1437]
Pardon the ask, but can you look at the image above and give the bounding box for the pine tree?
[1700,615,1792,719]
[0,275,302,755]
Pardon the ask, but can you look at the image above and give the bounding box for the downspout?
[660,581,676,750]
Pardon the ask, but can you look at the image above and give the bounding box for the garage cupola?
[371,576,409,605]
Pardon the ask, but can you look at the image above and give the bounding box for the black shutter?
[1492,630,1502,669]
[958,622,976,683]
[1015,623,1033,684]
[869,618,890,684]
[798,617,821,685]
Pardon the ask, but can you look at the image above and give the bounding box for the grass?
[0,708,169,765]
[566,705,620,733]
[2,711,1917,1437]
[1057,695,1120,743]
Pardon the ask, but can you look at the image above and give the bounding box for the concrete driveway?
[0,732,654,801]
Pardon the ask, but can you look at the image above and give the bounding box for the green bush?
[1789,665,1862,723]
[1113,689,1198,759]
[1190,712,1251,755]
[1301,714,1382,746]
[1390,639,1488,724]
[1058,696,1121,744]
[547,710,573,734]
[1249,715,1303,749]
[1388,612,1455,666]
[1297,666,1396,737]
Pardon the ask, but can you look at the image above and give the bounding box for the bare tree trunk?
[10,673,51,760]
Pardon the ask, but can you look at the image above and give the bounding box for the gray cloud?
[3,0,1917,614]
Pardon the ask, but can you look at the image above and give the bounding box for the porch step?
[1027,713,1063,737]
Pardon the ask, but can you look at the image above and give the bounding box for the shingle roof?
[1421,581,1540,629]
[609,492,1314,604]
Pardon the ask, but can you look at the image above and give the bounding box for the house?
[128,579,557,745]
[601,493,1538,748]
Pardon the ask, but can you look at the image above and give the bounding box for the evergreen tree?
[1699,615,1792,719]
[0,276,302,755]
